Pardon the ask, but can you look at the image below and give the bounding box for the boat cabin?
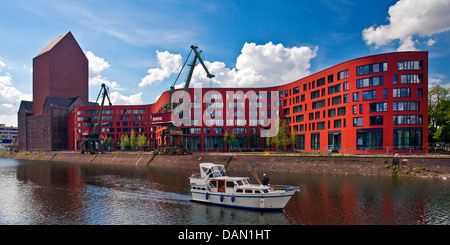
[193,163,272,194]
[199,163,227,179]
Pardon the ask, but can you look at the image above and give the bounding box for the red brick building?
[71,51,429,154]
[18,32,93,151]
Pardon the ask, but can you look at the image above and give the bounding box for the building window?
[356,62,388,75]
[417,88,423,97]
[393,88,411,98]
[393,115,423,125]
[353,92,360,101]
[332,95,341,105]
[311,133,320,150]
[204,136,224,150]
[369,116,383,125]
[328,74,334,84]
[293,105,303,113]
[393,128,422,150]
[356,76,383,88]
[353,117,363,127]
[337,69,349,80]
[317,77,326,87]
[398,60,422,70]
[328,84,341,95]
[343,81,349,91]
[293,86,300,94]
[334,119,342,128]
[357,129,383,150]
[295,134,305,150]
[311,90,320,99]
[369,102,388,112]
[337,106,346,116]
[328,108,336,117]
[312,99,325,109]
[343,94,349,103]
[383,89,388,98]
[362,90,376,100]
[400,74,423,84]
[393,101,419,111]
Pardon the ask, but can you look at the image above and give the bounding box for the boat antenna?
[247,165,262,185]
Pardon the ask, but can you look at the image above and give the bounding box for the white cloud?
[139,51,182,87]
[0,60,32,126]
[427,38,437,46]
[85,51,123,90]
[362,0,450,51]
[192,42,318,88]
[140,42,317,89]
[109,91,143,105]
[0,60,5,71]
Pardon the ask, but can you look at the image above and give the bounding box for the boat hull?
[190,190,296,210]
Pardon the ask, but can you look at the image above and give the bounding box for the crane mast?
[153,45,214,155]
[82,83,112,154]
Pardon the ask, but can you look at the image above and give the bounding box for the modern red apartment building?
[70,51,428,154]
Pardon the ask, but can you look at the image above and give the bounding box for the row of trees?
[223,119,296,150]
[428,85,450,143]
[103,129,148,151]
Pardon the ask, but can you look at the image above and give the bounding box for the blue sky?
[1,0,449,126]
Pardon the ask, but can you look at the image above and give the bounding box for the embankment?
[2,151,449,179]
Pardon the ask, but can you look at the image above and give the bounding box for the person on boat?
[262,173,270,185]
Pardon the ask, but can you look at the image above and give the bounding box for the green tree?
[224,129,229,150]
[137,134,148,151]
[229,132,237,149]
[272,119,290,150]
[130,129,136,150]
[104,136,113,151]
[428,85,450,143]
[120,134,130,151]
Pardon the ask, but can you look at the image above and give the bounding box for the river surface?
[0,158,448,225]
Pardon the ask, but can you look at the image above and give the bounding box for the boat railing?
[271,185,300,192]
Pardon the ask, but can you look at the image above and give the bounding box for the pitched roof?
[45,97,98,109]
[34,31,72,58]
[19,101,33,113]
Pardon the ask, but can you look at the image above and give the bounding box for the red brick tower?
[32,31,88,115]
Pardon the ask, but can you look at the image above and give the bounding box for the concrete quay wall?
[2,151,449,179]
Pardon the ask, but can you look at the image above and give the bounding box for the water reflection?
[0,159,448,225]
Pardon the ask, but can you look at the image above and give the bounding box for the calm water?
[0,158,448,225]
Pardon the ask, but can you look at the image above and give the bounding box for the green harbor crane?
[82,83,112,154]
[154,45,214,155]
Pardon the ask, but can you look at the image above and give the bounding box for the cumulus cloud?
[140,42,317,89]
[362,0,450,51]
[0,60,32,126]
[192,42,318,88]
[139,51,182,87]
[109,91,143,105]
[85,51,122,90]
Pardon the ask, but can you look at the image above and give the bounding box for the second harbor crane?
[152,45,214,155]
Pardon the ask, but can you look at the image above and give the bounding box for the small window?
[236,189,243,193]
[245,189,253,193]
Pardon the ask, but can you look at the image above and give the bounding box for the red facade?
[18,32,90,151]
[32,32,88,116]
[70,51,428,154]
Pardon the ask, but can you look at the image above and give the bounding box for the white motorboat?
[189,163,299,210]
